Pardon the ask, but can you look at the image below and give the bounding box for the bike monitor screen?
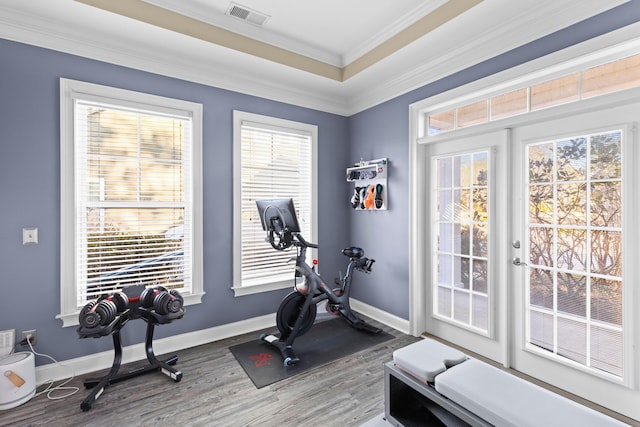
[256,198,301,233]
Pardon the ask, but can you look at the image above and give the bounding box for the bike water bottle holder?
[363,258,375,272]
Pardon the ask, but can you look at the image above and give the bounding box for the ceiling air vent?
[226,2,270,26]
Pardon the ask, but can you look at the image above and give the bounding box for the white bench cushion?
[435,358,628,427]
[393,337,467,383]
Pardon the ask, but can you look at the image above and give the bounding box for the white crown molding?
[141,0,449,68]
[0,6,351,115]
[341,0,448,66]
[409,21,640,114]
[0,0,630,117]
[142,0,344,66]
[344,0,629,114]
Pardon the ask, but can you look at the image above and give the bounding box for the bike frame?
[292,232,371,327]
[261,227,379,366]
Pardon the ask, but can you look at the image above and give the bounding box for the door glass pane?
[433,150,490,334]
[530,268,553,310]
[557,183,586,225]
[557,228,587,271]
[557,317,587,365]
[591,326,623,377]
[557,137,587,180]
[530,310,554,350]
[473,223,488,257]
[526,129,623,378]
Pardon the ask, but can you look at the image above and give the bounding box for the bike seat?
[342,247,364,259]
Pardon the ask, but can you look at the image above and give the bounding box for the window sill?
[231,281,291,297]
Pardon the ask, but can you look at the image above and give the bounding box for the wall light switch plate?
[0,329,15,356]
[22,227,38,245]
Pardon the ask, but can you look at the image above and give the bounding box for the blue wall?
[347,1,640,319]
[0,39,349,362]
[1,0,639,364]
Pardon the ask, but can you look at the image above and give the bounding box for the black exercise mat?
[229,317,394,388]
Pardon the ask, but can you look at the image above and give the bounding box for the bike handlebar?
[265,228,318,251]
[292,232,318,249]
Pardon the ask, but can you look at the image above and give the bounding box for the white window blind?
[60,78,203,326]
[75,101,192,302]
[235,113,316,292]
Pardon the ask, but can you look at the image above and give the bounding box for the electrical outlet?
[0,329,15,356]
[20,329,36,346]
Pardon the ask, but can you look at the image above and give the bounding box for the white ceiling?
[143,0,440,67]
[0,0,628,115]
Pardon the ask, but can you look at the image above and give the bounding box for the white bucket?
[0,352,36,410]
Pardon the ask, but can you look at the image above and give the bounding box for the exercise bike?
[256,198,382,367]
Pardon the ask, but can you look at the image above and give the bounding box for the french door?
[424,104,639,419]
[510,105,637,416]
[426,130,508,364]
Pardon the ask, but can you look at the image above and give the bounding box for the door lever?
[512,257,527,266]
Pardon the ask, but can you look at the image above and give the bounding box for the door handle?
[512,257,527,266]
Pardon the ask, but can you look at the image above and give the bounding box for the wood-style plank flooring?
[1,316,419,427]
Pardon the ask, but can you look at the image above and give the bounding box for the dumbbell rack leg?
[80,320,182,411]
[80,331,124,411]
[143,320,182,381]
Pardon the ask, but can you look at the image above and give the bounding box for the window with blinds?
[233,111,317,295]
[76,102,191,301]
[60,79,203,325]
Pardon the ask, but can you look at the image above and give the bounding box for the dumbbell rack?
[77,304,184,412]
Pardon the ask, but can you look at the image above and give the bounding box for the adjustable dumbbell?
[153,289,184,315]
[79,298,118,328]
[139,286,168,308]
[109,291,129,313]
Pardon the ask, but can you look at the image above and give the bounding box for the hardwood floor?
[1,317,420,427]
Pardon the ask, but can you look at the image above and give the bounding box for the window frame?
[232,110,318,297]
[58,78,204,327]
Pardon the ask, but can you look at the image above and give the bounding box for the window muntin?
[233,112,317,295]
[526,130,623,378]
[60,79,203,326]
[433,150,490,333]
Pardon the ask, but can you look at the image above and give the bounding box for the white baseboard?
[36,302,409,385]
[350,298,411,335]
